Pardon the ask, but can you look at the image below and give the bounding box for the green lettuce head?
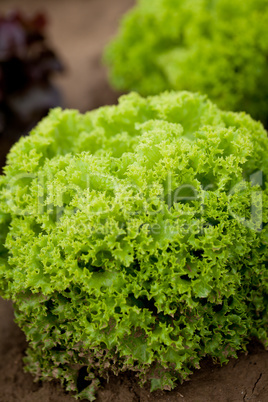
[0,92,267,400]
[105,0,268,125]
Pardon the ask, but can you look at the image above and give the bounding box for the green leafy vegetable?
[0,91,267,400]
[105,0,268,125]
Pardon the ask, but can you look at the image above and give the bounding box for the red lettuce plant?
[0,10,63,136]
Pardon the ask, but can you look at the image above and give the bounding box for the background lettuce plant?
[0,91,267,400]
[105,0,268,126]
[0,10,63,136]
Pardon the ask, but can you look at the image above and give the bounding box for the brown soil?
[0,1,267,401]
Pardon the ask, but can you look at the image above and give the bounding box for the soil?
[0,1,267,401]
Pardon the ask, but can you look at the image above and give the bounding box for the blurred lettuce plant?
[0,92,267,400]
[105,0,268,125]
[0,10,63,136]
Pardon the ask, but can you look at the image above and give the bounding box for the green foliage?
[105,0,268,125]
[0,91,267,400]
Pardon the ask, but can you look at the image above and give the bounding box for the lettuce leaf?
[0,91,267,399]
[105,0,268,125]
